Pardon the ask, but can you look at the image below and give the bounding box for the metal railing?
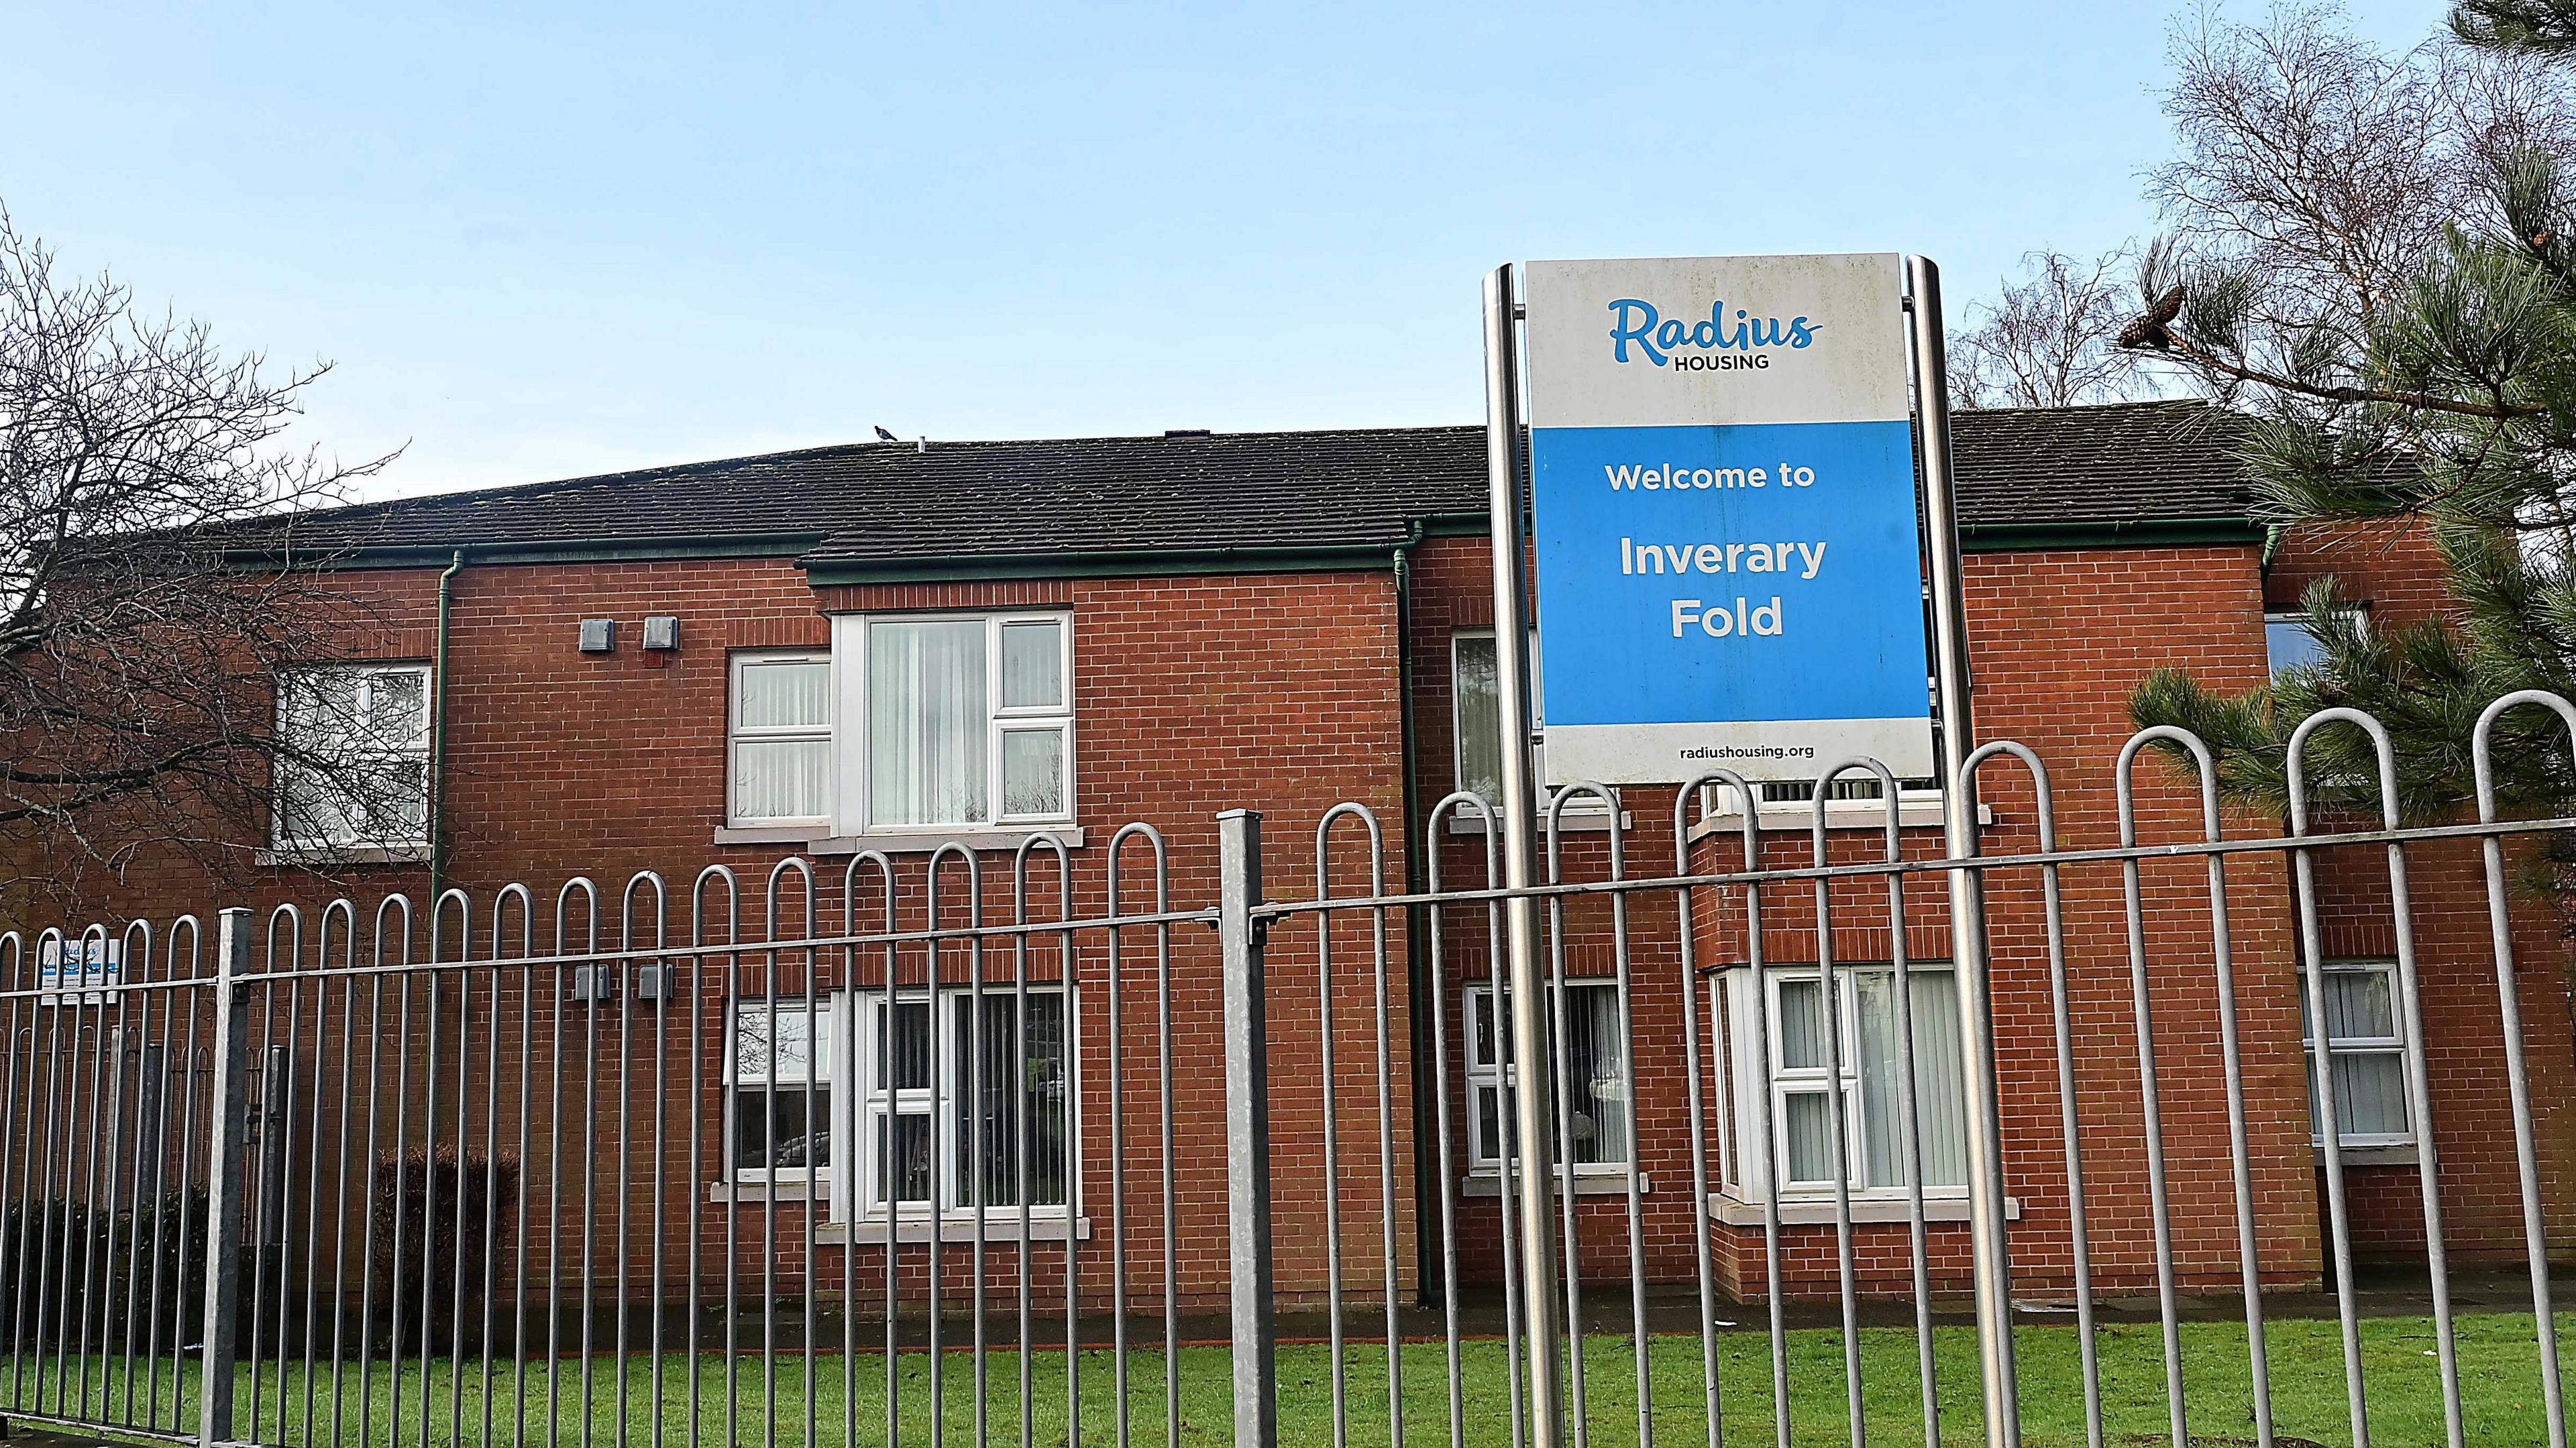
[1,695,2573,1446]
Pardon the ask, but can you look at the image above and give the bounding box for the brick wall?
[2269,518,2576,1267]
[34,554,1416,1313]
[21,510,2572,1315]
[1409,537,2330,1298]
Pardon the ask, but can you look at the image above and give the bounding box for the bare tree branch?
[0,205,413,907]
[1949,246,2174,408]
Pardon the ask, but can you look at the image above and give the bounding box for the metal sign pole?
[1904,253,2021,1447]
[1481,262,1567,1448]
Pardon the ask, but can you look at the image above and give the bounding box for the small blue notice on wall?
[1522,254,1933,785]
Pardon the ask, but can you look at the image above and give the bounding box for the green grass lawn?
[6,1313,2569,1446]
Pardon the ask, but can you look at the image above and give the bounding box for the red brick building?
[13,398,2573,1311]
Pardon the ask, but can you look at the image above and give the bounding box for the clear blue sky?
[2,2,2449,501]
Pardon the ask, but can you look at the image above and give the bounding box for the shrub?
[367,1146,519,1353]
[0,1189,209,1351]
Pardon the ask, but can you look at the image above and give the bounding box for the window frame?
[852,984,1077,1223]
[2299,958,2415,1149]
[1450,629,1609,816]
[830,611,1077,836]
[1716,960,1970,1203]
[1766,970,1863,1192]
[269,661,435,852]
[724,992,843,1190]
[727,649,835,829]
[1459,977,1631,1177]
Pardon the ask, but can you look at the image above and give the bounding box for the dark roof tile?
[227,399,2257,565]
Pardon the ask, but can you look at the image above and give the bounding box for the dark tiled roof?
[227,399,2257,568]
[1945,398,2254,533]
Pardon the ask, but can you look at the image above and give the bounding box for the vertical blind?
[733,657,831,822]
[1454,635,1503,803]
[1757,967,1970,1191]
[2303,965,2410,1141]
[869,620,989,827]
[1858,970,1968,1188]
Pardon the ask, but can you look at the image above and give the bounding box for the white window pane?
[368,671,429,745]
[1856,970,1968,1188]
[1000,622,1064,710]
[735,1087,831,1172]
[277,754,427,846]
[734,738,830,822]
[1783,1091,1837,1182]
[1561,984,1628,1166]
[2335,1052,2408,1137]
[867,620,988,826]
[2267,611,2359,677]
[2267,619,2325,674]
[1474,1084,1504,1164]
[1454,636,1501,803]
[289,671,360,745]
[372,757,431,841]
[735,1002,828,1083]
[1777,977,1827,1072]
[1000,729,1065,817]
[877,999,930,1091]
[952,993,1069,1208]
[740,659,830,730]
[276,762,358,844]
[2324,970,2396,1040]
[2310,1049,2409,1140]
[875,1113,934,1203]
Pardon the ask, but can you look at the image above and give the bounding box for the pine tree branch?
[2127,328,2546,419]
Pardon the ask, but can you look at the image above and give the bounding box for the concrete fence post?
[197,908,253,1448]
[1218,809,1276,1448]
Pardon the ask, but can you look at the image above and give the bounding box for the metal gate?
[5,693,2576,1447]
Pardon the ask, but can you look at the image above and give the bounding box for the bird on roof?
[874,425,898,442]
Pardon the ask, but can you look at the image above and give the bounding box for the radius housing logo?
[1605,297,1821,370]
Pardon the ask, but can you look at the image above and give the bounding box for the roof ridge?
[1955,396,2211,416]
[198,406,2260,563]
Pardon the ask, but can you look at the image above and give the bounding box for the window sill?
[256,844,431,867]
[712,826,1087,854]
[2318,1142,2420,1167]
[1707,1192,2021,1227]
[823,1215,1092,1246]
[712,824,832,846]
[710,1180,834,1205]
[1460,1172,1648,1198]
[1447,811,1631,836]
[1687,800,1990,838]
[704,1185,1091,1243]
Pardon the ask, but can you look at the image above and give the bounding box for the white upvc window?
[1460,979,1631,1174]
[1451,630,1607,816]
[272,663,433,850]
[857,987,1071,1219]
[2300,960,2414,1148]
[1737,775,1943,810]
[1717,963,1969,1199]
[830,613,1075,833]
[729,651,833,827]
[1451,631,1522,806]
[727,995,837,1186]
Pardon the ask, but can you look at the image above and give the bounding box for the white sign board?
[1521,253,1935,785]
[37,936,121,1006]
